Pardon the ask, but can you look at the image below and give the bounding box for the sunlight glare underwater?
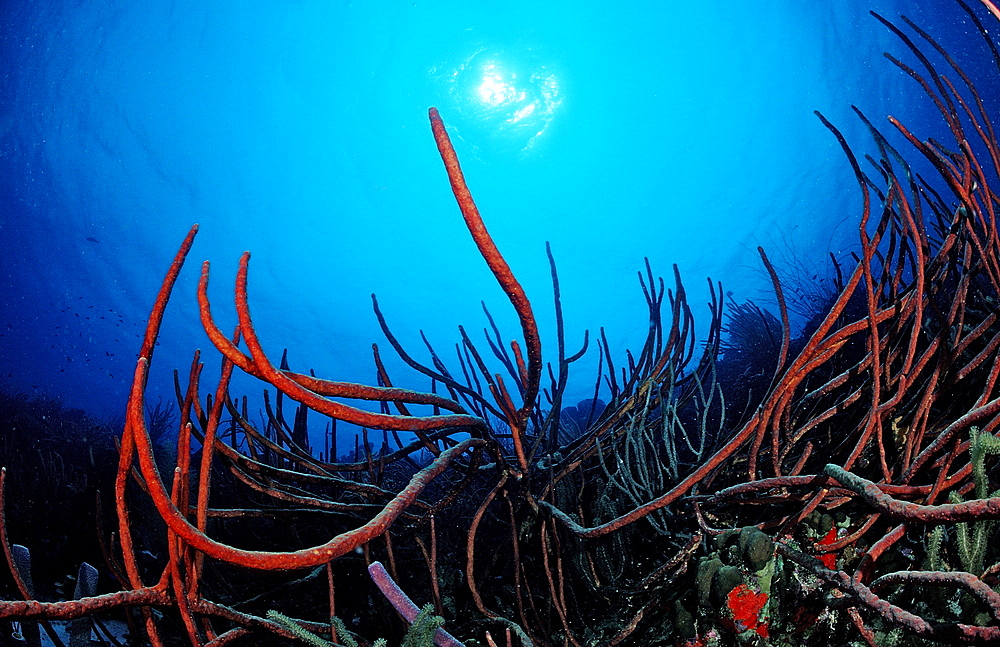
[432,44,564,158]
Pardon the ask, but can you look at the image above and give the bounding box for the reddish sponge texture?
[816,527,838,569]
[727,583,769,637]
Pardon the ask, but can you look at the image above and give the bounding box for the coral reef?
[5,2,1000,645]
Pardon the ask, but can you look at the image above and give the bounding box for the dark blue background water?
[0,1,984,455]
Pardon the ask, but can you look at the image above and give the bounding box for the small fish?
[86,236,100,243]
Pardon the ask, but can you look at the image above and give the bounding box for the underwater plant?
[5,2,1000,645]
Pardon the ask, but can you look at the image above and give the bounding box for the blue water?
[0,1,981,454]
